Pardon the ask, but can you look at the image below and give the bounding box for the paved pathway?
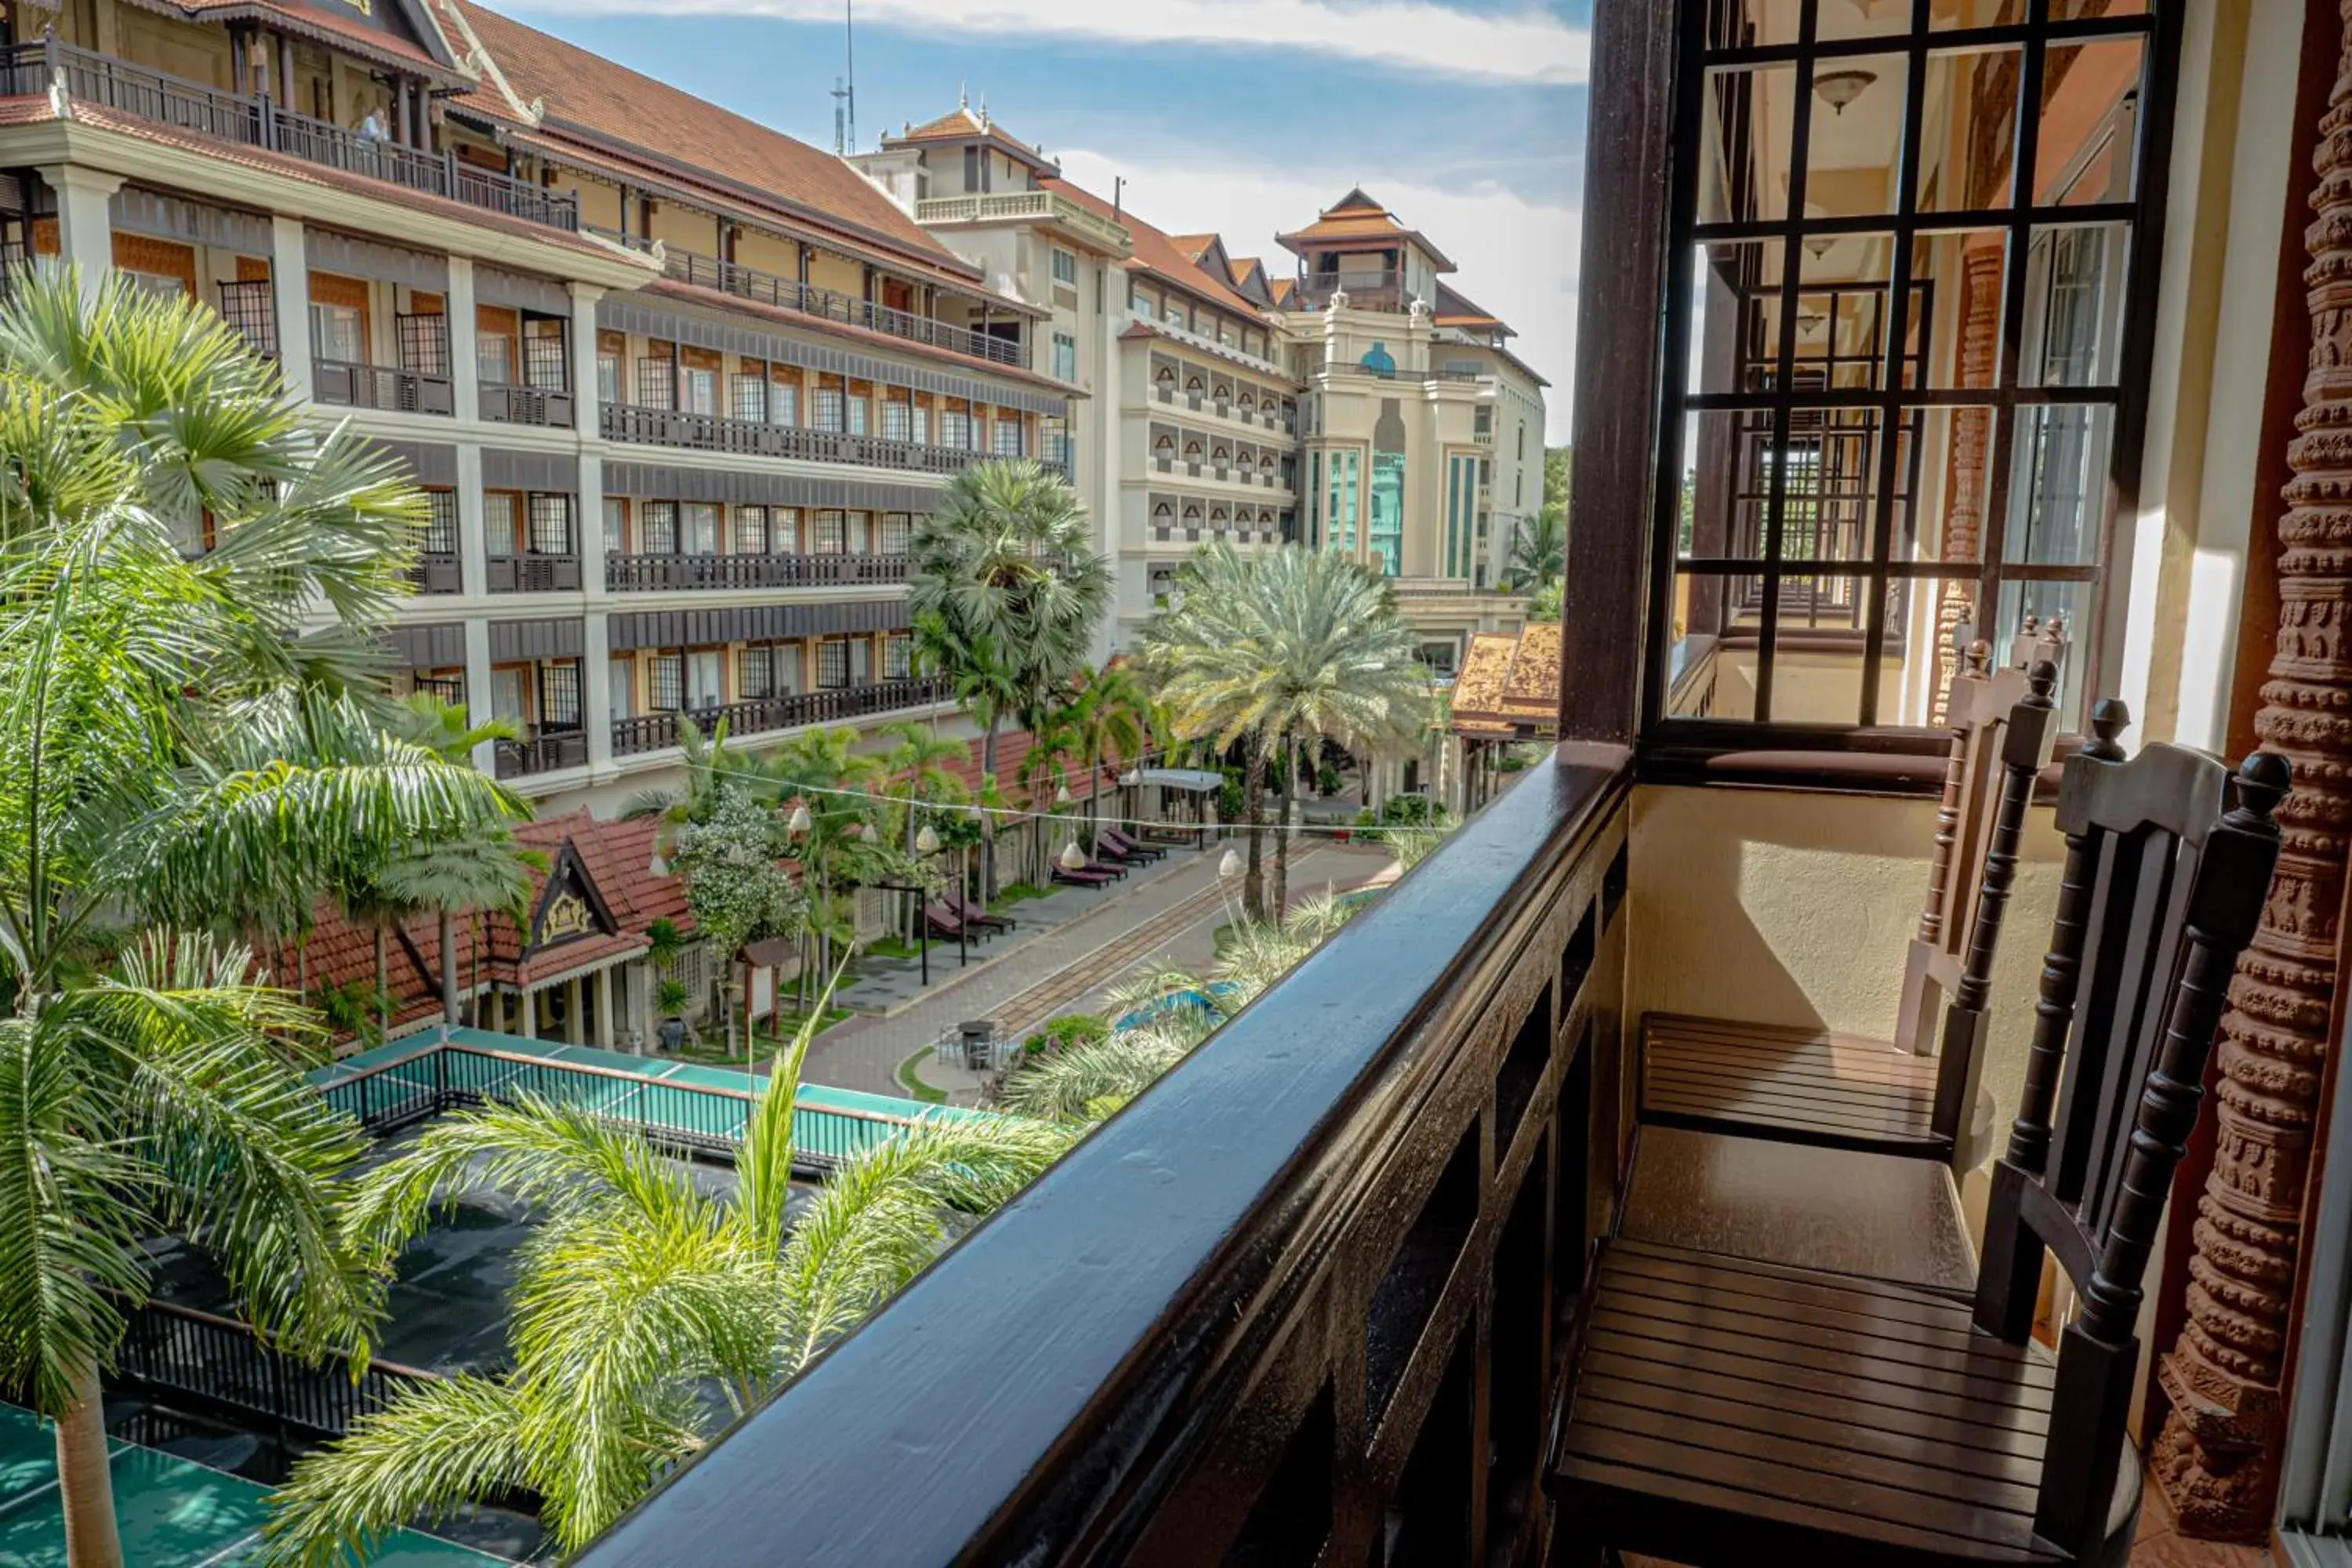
[803,840,1396,1097]
[804,846,1247,1094]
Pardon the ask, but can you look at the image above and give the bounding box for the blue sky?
[503,0,1591,441]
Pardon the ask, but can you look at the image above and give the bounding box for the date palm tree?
[0,264,522,1568]
[1145,545,1434,917]
[1063,660,1157,840]
[257,994,1072,1562]
[909,459,1112,895]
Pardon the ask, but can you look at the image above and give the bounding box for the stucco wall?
[1625,782,2063,1155]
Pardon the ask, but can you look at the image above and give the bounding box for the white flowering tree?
[669,788,805,1065]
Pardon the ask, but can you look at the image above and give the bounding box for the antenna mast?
[844,0,857,152]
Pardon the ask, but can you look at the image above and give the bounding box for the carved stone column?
[2151,3,2352,1537]
[1932,245,2005,724]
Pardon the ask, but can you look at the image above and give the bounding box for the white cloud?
[521,0,1588,85]
[1054,147,1581,441]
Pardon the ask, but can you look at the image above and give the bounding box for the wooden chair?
[1641,644,2061,1165]
[1552,734,2288,1567]
[945,888,1014,931]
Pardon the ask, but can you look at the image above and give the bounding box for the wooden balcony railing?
[406,552,462,594]
[611,676,949,756]
[600,402,984,474]
[570,752,1631,1564]
[481,382,575,427]
[485,554,581,593]
[0,38,579,232]
[603,550,912,592]
[493,726,587,779]
[314,358,454,416]
[589,229,1026,368]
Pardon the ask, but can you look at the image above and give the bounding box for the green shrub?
[1046,1013,1109,1048]
[1317,760,1342,797]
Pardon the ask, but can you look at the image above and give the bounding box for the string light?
[706,763,1400,837]
[915,824,940,855]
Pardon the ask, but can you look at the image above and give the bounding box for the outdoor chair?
[1102,826,1166,862]
[1553,735,2287,1568]
[945,888,1014,931]
[1639,634,2064,1168]
[1051,865,1116,890]
[1093,833,1142,866]
[924,904,989,943]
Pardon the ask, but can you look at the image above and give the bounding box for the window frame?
[1631,0,2182,757]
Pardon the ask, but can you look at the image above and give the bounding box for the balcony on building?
[484,492,582,593]
[478,306,575,426]
[602,499,916,593]
[608,630,938,757]
[563,5,2350,1566]
[588,227,1034,372]
[0,31,579,234]
[310,272,455,417]
[594,320,1062,478]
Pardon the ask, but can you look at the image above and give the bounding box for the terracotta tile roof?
[1434,280,1511,333]
[442,0,980,281]
[1230,256,1261,285]
[51,101,650,269]
[1277,188,1456,271]
[1268,277,1294,307]
[885,103,1055,172]
[172,0,461,78]
[1450,626,1561,739]
[1042,177,1265,320]
[299,811,697,1037]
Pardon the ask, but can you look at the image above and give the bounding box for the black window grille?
[1658,0,2176,731]
[539,660,583,729]
[816,640,848,689]
[523,318,568,391]
[216,278,277,358]
[739,646,774,699]
[736,506,770,554]
[528,494,574,556]
[640,501,677,554]
[648,653,683,713]
[636,357,674,410]
[422,488,458,554]
[395,310,448,376]
[814,510,847,554]
[880,513,913,553]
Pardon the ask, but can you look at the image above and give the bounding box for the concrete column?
[564,975,583,1044]
[568,281,603,437]
[579,449,607,597]
[456,445,488,598]
[462,615,495,775]
[594,967,615,1049]
[268,216,313,402]
[519,986,537,1040]
[445,256,480,423]
[38,166,122,304]
[583,610,613,770]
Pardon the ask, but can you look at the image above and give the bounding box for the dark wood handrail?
[572,746,1634,1564]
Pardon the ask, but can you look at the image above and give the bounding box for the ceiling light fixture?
[1805,236,1835,260]
[1813,68,1878,115]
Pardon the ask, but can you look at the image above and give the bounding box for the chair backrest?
[2007,612,2069,672]
[1967,706,2285,1559]
[1897,630,2066,1055]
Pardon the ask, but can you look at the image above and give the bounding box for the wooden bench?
[1639,645,2062,1164]
[1554,736,2288,1566]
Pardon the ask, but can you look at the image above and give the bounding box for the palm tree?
[1145,546,1434,917]
[1016,703,1083,883]
[257,994,1072,1563]
[0,265,522,1568]
[876,721,971,942]
[1063,661,1156,840]
[372,822,543,1029]
[909,459,1112,895]
[1504,507,1567,593]
[763,727,891,1007]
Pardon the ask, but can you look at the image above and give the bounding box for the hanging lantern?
[786,802,812,833]
[916,824,941,855]
[1120,769,1141,787]
[1218,848,1242,880]
[1055,784,1074,805]
[1058,839,1088,871]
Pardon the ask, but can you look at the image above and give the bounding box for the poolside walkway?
[803,839,1395,1098]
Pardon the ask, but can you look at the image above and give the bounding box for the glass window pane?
[1698,64,1794,226]
[2037,37,2145,206]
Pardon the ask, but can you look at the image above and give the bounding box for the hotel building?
[0,0,1076,811]
[859,115,1548,672]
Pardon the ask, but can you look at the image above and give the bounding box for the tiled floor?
[1618,1483,2273,1566]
